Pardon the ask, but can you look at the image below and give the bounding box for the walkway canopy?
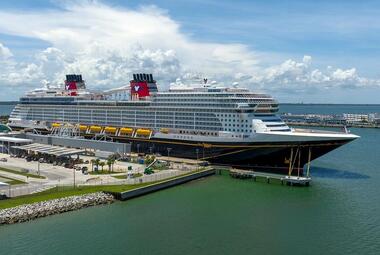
[0,136,32,154]
[0,137,32,143]
[12,143,86,157]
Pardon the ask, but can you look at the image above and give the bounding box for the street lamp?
[196,148,199,171]
[73,167,76,189]
[167,147,172,158]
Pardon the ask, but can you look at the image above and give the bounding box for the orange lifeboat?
[136,128,151,136]
[90,125,102,133]
[104,126,117,134]
[119,127,134,136]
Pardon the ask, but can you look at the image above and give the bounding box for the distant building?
[343,114,369,123]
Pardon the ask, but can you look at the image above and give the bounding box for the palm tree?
[107,159,112,173]
[90,159,96,172]
[99,161,106,171]
[95,158,101,172]
[111,159,115,172]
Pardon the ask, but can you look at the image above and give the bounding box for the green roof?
[0,124,11,133]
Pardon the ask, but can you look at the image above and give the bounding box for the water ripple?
[310,166,370,179]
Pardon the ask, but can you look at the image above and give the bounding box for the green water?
[0,107,380,254]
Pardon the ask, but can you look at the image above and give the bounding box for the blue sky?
[0,0,379,103]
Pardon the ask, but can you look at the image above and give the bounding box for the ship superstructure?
[8,74,358,174]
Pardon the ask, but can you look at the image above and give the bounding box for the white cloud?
[246,55,380,93]
[0,43,13,59]
[0,1,378,98]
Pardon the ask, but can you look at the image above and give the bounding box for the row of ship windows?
[157,94,237,98]
[23,111,219,118]
[153,98,272,103]
[16,108,276,120]
[148,103,245,108]
[19,106,244,113]
[24,114,221,123]
[22,110,216,117]
[266,124,287,127]
[15,108,231,116]
[15,107,242,114]
[224,124,252,128]
[224,129,252,133]
[221,119,249,123]
[156,93,271,98]
[179,130,218,136]
[27,117,221,126]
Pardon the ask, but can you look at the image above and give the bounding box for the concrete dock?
[229,169,311,186]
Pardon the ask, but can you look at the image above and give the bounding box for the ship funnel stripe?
[131,73,155,82]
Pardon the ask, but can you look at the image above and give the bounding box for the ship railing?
[293,128,345,134]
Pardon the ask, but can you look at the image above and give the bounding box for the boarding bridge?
[23,134,130,155]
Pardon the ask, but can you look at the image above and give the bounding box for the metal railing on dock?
[229,169,311,186]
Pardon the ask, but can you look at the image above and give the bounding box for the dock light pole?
[73,167,76,189]
[167,148,172,158]
[196,149,199,171]
[37,160,40,176]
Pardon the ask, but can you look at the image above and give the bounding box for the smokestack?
[133,74,137,80]
[149,74,153,82]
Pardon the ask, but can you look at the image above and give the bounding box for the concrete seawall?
[112,169,216,200]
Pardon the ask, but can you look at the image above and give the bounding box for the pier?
[112,168,216,200]
[229,169,311,186]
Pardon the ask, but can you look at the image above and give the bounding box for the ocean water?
[0,104,379,255]
[0,103,15,116]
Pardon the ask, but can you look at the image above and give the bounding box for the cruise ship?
[8,74,359,174]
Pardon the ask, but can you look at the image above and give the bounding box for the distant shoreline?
[0,102,18,105]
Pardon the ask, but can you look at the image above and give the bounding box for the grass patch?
[113,173,143,179]
[88,170,123,175]
[0,175,26,185]
[89,170,109,175]
[0,183,150,210]
[0,167,45,179]
[152,165,168,170]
